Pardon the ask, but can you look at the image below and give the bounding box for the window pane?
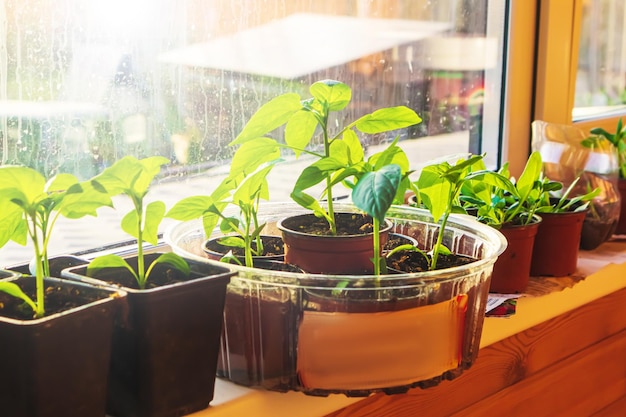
[0,0,506,264]
[575,0,626,120]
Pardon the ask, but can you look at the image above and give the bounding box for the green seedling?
[417,154,512,269]
[0,166,112,317]
[86,156,189,290]
[230,79,421,235]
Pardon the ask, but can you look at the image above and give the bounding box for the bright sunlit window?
[0,0,507,264]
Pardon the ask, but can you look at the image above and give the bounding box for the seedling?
[167,136,280,268]
[0,166,112,317]
[417,154,511,269]
[584,118,626,178]
[230,79,421,235]
[86,156,189,289]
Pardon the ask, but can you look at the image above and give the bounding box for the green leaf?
[60,181,113,219]
[354,106,422,134]
[233,165,274,206]
[0,282,37,314]
[309,80,351,112]
[94,156,168,198]
[229,138,281,177]
[285,110,318,156]
[149,252,190,277]
[143,201,166,245]
[166,195,218,221]
[290,189,331,223]
[218,235,246,249]
[0,205,26,249]
[368,140,410,173]
[87,254,138,281]
[416,166,450,222]
[0,166,46,204]
[342,129,365,164]
[352,164,402,223]
[231,93,302,145]
[121,210,140,241]
[516,151,542,200]
[292,157,347,193]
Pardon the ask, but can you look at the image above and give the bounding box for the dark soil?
[205,235,284,257]
[78,254,229,290]
[383,234,415,251]
[0,278,107,320]
[386,249,477,273]
[281,212,376,236]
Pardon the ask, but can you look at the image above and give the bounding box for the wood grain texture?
[592,394,626,416]
[325,288,626,417]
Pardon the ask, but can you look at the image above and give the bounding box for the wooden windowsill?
[190,237,626,417]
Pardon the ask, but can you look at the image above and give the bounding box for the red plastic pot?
[531,210,587,276]
[489,219,541,294]
[277,213,393,274]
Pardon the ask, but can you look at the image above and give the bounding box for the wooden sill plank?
[451,329,626,417]
[592,394,626,417]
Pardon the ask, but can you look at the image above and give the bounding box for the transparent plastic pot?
[164,203,507,396]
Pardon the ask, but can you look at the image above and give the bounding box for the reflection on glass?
[575,0,626,120]
[0,0,505,263]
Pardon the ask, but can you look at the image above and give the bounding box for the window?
[575,0,626,120]
[534,0,626,134]
[0,0,508,264]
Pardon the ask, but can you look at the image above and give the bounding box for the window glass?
[0,0,506,264]
[575,0,626,120]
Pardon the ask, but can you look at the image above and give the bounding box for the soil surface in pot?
[205,235,284,257]
[284,212,375,235]
[86,257,227,290]
[386,250,476,273]
[0,280,105,320]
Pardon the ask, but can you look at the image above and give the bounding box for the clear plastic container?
[164,203,507,396]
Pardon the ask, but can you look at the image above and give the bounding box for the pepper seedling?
[86,156,189,289]
[0,166,112,317]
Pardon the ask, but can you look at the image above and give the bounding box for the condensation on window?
[575,0,626,118]
[0,0,501,178]
[0,0,504,264]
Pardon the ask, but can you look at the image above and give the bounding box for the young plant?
[352,164,403,276]
[417,154,512,270]
[0,166,112,318]
[229,79,421,235]
[86,156,189,289]
[584,118,626,178]
[532,175,599,214]
[167,135,280,268]
[461,151,544,228]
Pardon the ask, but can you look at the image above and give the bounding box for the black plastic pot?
[0,276,125,417]
[62,252,235,417]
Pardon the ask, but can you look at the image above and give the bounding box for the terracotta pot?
[0,276,125,417]
[489,218,541,294]
[531,210,587,276]
[62,253,234,417]
[277,213,393,274]
[616,178,626,234]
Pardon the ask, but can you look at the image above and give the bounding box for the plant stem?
[372,217,381,281]
[135,196,146,289]
[29,214,45,318]
[318,105,337,234]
